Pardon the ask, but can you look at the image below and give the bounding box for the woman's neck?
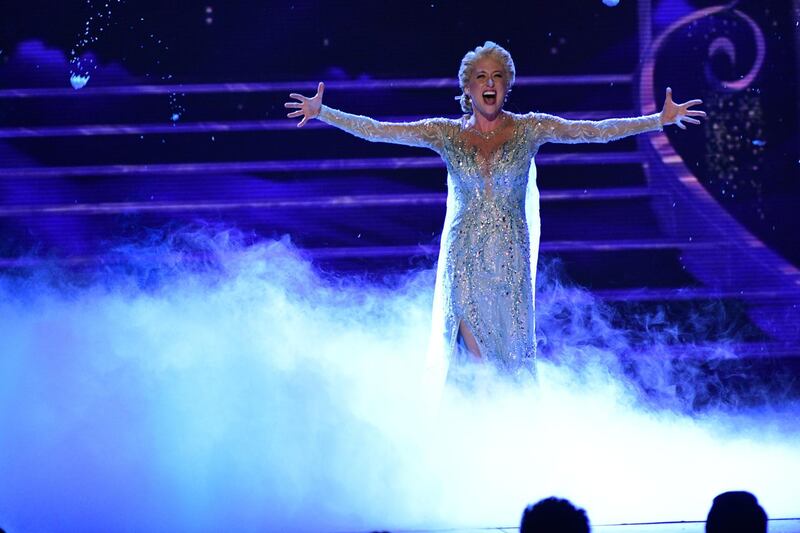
[470,109,506,133]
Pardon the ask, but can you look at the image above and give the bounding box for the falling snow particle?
[70,74,90,89]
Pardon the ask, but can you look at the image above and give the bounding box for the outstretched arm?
[533,112,663,145]
[532,87,706,145]
[658,87,706,130]
[284,82,445,150]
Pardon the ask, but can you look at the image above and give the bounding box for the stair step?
[303,240,726,257]
[0,167,651,208]
[542,198,665,241]
[0,75,635,100]
[730,341,800,359]
[0,188,663,216]
[0,193,668,248]
[0,152,648,178]
[596,287,800,302]
[0,111,638,139]
[540,239,721,252]
[0,75,636,125]
[299,244,702,290]
[0,239,727,264]
[6,122,644,167]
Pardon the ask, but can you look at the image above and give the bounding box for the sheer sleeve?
[317,105,448,153]
[528,112,663,146]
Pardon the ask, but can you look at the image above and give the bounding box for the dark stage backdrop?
[1,0,798,264]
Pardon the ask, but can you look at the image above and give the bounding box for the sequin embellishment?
[317,105,663,374]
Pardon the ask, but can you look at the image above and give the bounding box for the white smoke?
[0,229,798,532]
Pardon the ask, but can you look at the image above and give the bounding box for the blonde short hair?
[457,41,516,114]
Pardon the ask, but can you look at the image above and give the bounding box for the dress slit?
[457,318,483,359]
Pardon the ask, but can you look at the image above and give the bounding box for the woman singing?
[285,41,705,378]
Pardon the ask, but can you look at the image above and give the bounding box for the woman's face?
[465,56,508,118]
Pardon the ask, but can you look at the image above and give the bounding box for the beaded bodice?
[316,105,663,371]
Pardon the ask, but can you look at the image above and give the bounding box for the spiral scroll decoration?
[640,4,768,220]
[641,4,766,110]
[703,12,765,92]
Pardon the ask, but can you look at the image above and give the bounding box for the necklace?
[466,114,508,140]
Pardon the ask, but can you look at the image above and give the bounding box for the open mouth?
[482,90,497,105]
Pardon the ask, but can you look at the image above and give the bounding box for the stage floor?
[361,518,800,532]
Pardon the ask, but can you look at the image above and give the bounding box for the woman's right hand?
[284,82,325,127]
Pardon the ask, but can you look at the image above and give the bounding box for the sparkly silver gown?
[318,105,663,376]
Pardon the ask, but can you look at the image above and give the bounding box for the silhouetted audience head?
[520,496,590,533]
[706,491,767,533]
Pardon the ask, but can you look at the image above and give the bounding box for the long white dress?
[317,105,663,378]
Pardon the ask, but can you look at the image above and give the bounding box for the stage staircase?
[1,73,798,397]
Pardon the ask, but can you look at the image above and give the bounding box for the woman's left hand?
[660,87,707,130]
